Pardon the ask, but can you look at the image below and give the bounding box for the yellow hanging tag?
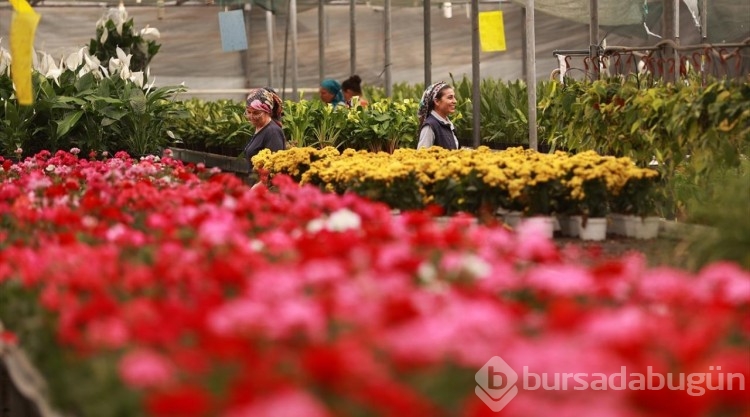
[9,0,41,105]
[479,11,506,52]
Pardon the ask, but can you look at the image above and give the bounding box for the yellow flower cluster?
[252,146,660,214]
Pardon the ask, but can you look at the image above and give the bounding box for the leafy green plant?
[678,160,750,270]
[309,103,348,149]
[165,99,251,154]
[282,99,317,147]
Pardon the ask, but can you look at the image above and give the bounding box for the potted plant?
[610,168,661,239]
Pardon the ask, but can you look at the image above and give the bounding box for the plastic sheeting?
[506,0,748,43]
[509,0,646,26]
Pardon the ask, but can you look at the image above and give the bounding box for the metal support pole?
[290,0,298,99]
[470,0,480,148]
[423,0,431,86]
[521,6,527,79]
[661,0,679,83]
[384,0,392,97]
[319,0,325,83]
[673,0,680,79]
[526,0,537,151]
[266,10,274,87]
[242,4,252,88]
[350,0,356,75]
[700,0,707,42]
[589,0,599,79]
[700,0,707,83]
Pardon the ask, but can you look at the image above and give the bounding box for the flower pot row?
[502,212,661,241]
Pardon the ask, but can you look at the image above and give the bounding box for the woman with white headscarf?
[416,81,459,150]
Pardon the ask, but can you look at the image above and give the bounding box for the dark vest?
[421,115,458,150]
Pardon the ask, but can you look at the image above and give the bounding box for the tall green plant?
[309,103,348,149]
[283,100,317,147]
[164,99,251,154]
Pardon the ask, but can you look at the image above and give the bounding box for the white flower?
[129,71,144,88]
[306,208,362,233]
[139,26,160,42]
[327,208,361,231]
[99,29,109,45]
[96,7,128,35]
[306,218,326,234]
[81,53,103,79]
[0,47,12,77]
[31,47,39,71]
[37,52,63,85]
[417,261,437,283]
[64,47,86,71]
[109,47,133,79]
[460,254,491,279]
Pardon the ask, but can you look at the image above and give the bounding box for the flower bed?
[0,150,748,416]
[252,146,661,219]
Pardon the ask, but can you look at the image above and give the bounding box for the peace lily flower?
[82,53,104,79]
[138,26,160,42]
[64,47,86,72]
[108,47,133,80]
[0,46,11,77]
[129,71,144,88]
[96,6,128,41]
[36,52,63,85]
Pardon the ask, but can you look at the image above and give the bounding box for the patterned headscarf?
[418,81,450,125]
[320,78,345,107]
[246,87,284,126]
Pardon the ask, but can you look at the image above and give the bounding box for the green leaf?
[57,110,84,137]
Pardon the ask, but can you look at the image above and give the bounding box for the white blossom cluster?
[0,6,160,89]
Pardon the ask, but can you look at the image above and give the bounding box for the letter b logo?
[475,356,519,412]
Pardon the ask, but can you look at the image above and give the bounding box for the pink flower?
[525,264,595,296]
[86,316,129,349]
[224,389,331,417]
[119,349,175,389]
[513,220,559,262]
[693,261,750,305]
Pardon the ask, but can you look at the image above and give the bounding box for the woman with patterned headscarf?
[243,87,287,172]
[417,81,459,150]
[319,78,346,107]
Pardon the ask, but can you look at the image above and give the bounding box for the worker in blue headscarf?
[319,78,346,107]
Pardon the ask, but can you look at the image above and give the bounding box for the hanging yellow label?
[9,0,41,105]
[479,11,506,52]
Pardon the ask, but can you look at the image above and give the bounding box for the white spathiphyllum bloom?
[139,26,160,42]
[37,52,63,85]
[81,53,103,79]
[0,47,11,77]
[35,52,52,73]
[46,65,64,86]
[31,47,39,72]
[129,71,144,88]
[116,47,132,68]
[96,7,128,35]
[64,47,86,71]
[109,48,133,80]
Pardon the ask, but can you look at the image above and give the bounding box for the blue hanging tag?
[218,9,248,52]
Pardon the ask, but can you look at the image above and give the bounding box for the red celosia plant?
[0,150,748,417]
